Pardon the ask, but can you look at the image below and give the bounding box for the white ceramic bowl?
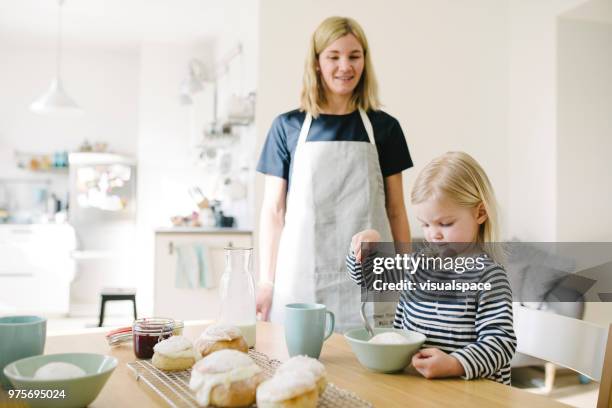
[344,328,426,373]
[3,353,117,408]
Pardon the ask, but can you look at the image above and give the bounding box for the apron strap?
[358,108,375,145]
[292,112,312,172]
[297,109,375,147]
[297,112,312,146]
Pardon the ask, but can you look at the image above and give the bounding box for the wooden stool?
[98,288,137,327]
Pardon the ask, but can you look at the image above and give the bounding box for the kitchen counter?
[0,223,73,229]
[1,321,569,407]
[155,227,252,234]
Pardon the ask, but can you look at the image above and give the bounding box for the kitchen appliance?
[69,153,136,224]
[68,152,137,316]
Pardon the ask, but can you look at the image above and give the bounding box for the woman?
[256,16,413,331]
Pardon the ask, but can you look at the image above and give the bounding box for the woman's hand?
[411,348,465,379]
[256,283,274,321]
[350,229,381,263]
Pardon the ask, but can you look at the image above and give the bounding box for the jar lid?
[133,317,176,334]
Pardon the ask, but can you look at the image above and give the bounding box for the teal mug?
[0,316,47,389]
[284,303,335,359]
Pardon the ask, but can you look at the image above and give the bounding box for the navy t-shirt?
[256,109,413,186]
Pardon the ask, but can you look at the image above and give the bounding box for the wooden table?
[1,321,568,408]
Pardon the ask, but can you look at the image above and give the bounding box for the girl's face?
[414,196,487,246]
[317,34,365,98]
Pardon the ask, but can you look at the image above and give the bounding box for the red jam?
[132,318,175,359]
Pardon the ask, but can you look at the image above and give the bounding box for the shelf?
[14,150,69,173]
[17,167,69,174]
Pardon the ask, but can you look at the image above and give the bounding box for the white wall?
[136,41,213,315]
[0,40,140,170]
[506,0,586,241]
[255,0,509,259]
[557,18,612,242]
[213,0,259,231]
[556,15,612,326]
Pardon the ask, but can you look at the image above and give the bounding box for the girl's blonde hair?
[411,152,503,263]
[300,16,380,118]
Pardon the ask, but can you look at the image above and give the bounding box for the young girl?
[347,151,516,385]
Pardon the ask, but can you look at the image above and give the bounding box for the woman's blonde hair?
[300,16,380,117]
[411,152,503,263]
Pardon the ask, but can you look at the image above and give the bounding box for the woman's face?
[317,33,365,98]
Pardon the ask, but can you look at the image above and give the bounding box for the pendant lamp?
[30,0,82,114]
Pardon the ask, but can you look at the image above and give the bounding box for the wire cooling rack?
[127,349,372,408]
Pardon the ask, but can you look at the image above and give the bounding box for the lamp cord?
[56,0,66,78]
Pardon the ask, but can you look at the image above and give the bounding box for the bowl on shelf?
[344,328,426,373]
[3,353,117,408]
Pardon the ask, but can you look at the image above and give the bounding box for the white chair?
[599,324,612,408]
[513,305,611,407]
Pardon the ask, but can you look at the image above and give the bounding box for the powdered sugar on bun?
[257,370,316,402]
[277,355,325,380]
[189,350,261,406]
[193,349,255,374]
[199,324,243,342]
[153,335,194,358]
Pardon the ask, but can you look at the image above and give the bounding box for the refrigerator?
[68,152,137,317]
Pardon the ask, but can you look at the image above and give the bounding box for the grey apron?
[269,109,396,332]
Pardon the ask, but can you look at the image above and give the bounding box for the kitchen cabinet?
[154,228,252,320]
[0,224,76,315]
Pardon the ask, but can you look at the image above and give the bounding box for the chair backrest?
[514,305,609,381]
[598,324,612,408]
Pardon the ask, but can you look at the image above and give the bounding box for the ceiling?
[0,0,256,47]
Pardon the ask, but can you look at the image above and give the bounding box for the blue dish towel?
[175,244,215,289]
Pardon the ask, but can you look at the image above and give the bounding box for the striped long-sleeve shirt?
[346,251,517,385]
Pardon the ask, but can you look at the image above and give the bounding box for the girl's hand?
[256,282,274,321]
[411,348,465,379]
[350,229,381,263]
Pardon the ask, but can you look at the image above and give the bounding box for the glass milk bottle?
[218,247,256,347]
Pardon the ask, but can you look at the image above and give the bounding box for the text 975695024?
[8,389,66,399]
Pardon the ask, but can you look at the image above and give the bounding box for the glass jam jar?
[132,318,175,359]
[172,320,184,336]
